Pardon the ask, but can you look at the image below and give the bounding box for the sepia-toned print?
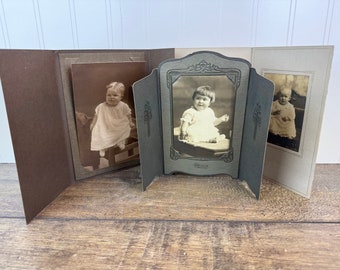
[264,72,310,153]
[71,62,146,171]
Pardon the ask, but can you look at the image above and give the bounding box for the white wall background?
[0,0,339,163]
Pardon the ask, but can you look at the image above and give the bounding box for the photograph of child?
[90,82,135,157]
[264,73,310,152]
[172,75,234,158]
[179,85,229,143]
[71,62,146,171]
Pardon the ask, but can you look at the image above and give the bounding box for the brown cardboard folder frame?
[0,49,174,223]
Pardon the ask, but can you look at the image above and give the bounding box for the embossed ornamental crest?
[166,60,241,89]
[167,59,239,164]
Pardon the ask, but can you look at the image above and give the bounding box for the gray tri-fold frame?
[133,51,274,199]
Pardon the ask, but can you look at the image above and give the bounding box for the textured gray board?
[133,52,274,198]
[133,69,164,190]
[239,68,274,199]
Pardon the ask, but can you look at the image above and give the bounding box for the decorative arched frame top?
[158,51,251,178]
[165,60,242,163]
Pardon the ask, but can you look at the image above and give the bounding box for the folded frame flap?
[133,69,164,190]
[0,50,74,223]
[239,68,274,199]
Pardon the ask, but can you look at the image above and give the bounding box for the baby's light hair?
[106,82,125,96]
[192,85,215,103]
[279,87,292,97]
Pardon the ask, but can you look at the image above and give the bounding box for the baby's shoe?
[99,150,106,157]
[209,134,226,143]
[117,141,126,150]
[217,134,226,142]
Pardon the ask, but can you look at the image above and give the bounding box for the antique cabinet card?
[134,51,274,198]
[0,48,174,222]
[252,46,334,198]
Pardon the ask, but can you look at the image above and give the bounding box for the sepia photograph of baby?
[71,62,146,171]
[264,72,310,153]
[172,75,235,159]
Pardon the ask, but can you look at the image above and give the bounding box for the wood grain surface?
[39,164,340,222]
[0,163,340,269]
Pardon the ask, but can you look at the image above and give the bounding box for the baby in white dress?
[179,85,229,143]
[269,87,296,139]
[90,82,134,157]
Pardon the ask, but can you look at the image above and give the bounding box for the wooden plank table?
[0,164,339,269]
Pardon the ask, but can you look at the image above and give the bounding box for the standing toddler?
[90,82,134,157]
[268,87,297,150]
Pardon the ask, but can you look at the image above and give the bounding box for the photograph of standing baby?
[265,73,310,152]
[90,82,135,157]
[71,62,146,171]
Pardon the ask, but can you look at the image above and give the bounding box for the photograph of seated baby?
[172,75,235,158]
[265,73,309,152]
[179,85,229,143]
[71,62,146,171]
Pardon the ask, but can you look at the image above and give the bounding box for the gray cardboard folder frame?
[133,51,274,198]
[0,48,174,223]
